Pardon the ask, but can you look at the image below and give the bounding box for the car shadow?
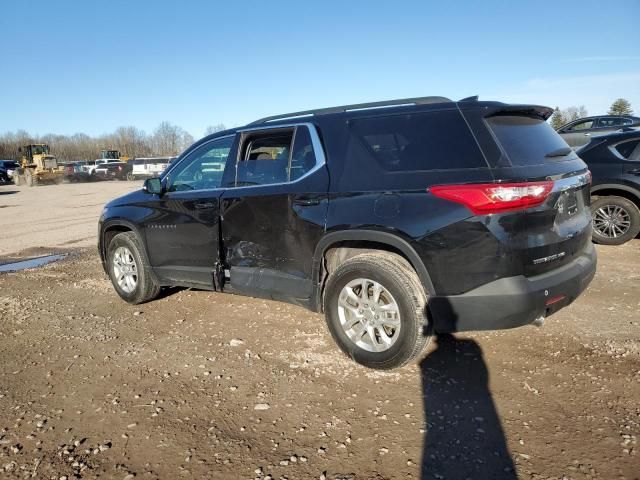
[420,333,517,479]
[0,189,19,195]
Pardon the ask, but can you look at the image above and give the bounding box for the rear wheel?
[107,232,160,304]
[126,172,134,181]
[591,196,640,245]
[323,252,430,369]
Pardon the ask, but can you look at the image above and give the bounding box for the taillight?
[430,181,554,214]
[118,166,122,171]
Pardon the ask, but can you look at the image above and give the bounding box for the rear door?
[143,135,235,288]
[220,124,328,303]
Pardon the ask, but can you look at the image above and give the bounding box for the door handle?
[293,198,320,207]
[584,133,591,136]
[627,168,640,175]
[194,202,215,209]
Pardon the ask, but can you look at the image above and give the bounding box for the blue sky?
[1,0,639,138]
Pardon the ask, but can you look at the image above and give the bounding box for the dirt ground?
[0,181,638,480]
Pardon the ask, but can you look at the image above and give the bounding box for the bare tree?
[0,121,195,162]
[204,123,227,136]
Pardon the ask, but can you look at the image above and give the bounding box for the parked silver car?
[557,115,640,148]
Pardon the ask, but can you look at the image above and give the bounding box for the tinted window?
[598,117,623,128]
[487,115,576,166]
[568,120,594,131]
[236,131,293,186]
[290,126,317,181]
[615,139,640,160]
[349,110,486,171]
[168,136,233,192]
[622,118,633,126]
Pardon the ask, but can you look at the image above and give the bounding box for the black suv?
[577,129,640,245]
[99,96,596,369]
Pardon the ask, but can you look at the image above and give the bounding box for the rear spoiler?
[457,101,554,121]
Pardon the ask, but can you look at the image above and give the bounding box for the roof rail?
[248,96,453,125]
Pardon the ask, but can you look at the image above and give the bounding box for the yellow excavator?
[99,149,131,162]
[13,144,64,186]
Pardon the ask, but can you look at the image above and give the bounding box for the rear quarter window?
[349,110,486,171]
[486,115,576,166]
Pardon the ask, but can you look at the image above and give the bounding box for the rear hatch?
[459,103,592,277]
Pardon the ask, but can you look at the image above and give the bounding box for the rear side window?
[487,115,575,166]
[615,139,640,160]
[598,117,624,128]
[290,126,317,181]
[349,110,486,171]
[236,131,293,186]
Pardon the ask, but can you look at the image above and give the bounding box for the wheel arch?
[100,219,151,271]
[591,184,640,209]
[312,230,436,312]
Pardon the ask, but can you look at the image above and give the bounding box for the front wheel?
[591,196,640,245]
[323,252,430,369]
[107,232,161,304]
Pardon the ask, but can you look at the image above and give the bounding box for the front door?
[143,135,235,288]
[560,118,597,148]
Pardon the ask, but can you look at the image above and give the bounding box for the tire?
[323,252,430,369]
[25,169,34,187]
[126,172,134,181]
[591,196,640,246]
[106,232,161,304]
[13,174,21,186]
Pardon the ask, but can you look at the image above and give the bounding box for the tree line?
[550,98,634,130]
[0,122,226,163]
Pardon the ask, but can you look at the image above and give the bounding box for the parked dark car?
[576,129,640,245]
[557,115,640,148]
[99,96,596,369]
[0,160,20,182]
[62,162,91,182]
[94,162,132,180]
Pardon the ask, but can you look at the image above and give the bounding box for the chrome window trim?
[229,122,326,190]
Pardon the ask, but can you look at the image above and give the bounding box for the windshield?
[100,150,120,159]
[31,145,50,156]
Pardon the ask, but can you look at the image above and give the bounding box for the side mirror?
[143,177,163,195]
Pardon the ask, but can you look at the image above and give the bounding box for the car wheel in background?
[323,252,430,369]
[591,196,640,245]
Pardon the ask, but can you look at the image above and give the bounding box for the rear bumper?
[429,242,597,333]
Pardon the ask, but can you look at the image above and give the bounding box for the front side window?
[236,130,293,186]
[568,120,594,131]
[167,136,233,192]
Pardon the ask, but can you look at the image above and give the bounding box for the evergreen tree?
[608,98,633,115]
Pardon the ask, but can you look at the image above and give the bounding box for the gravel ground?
[0,181,638,479]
